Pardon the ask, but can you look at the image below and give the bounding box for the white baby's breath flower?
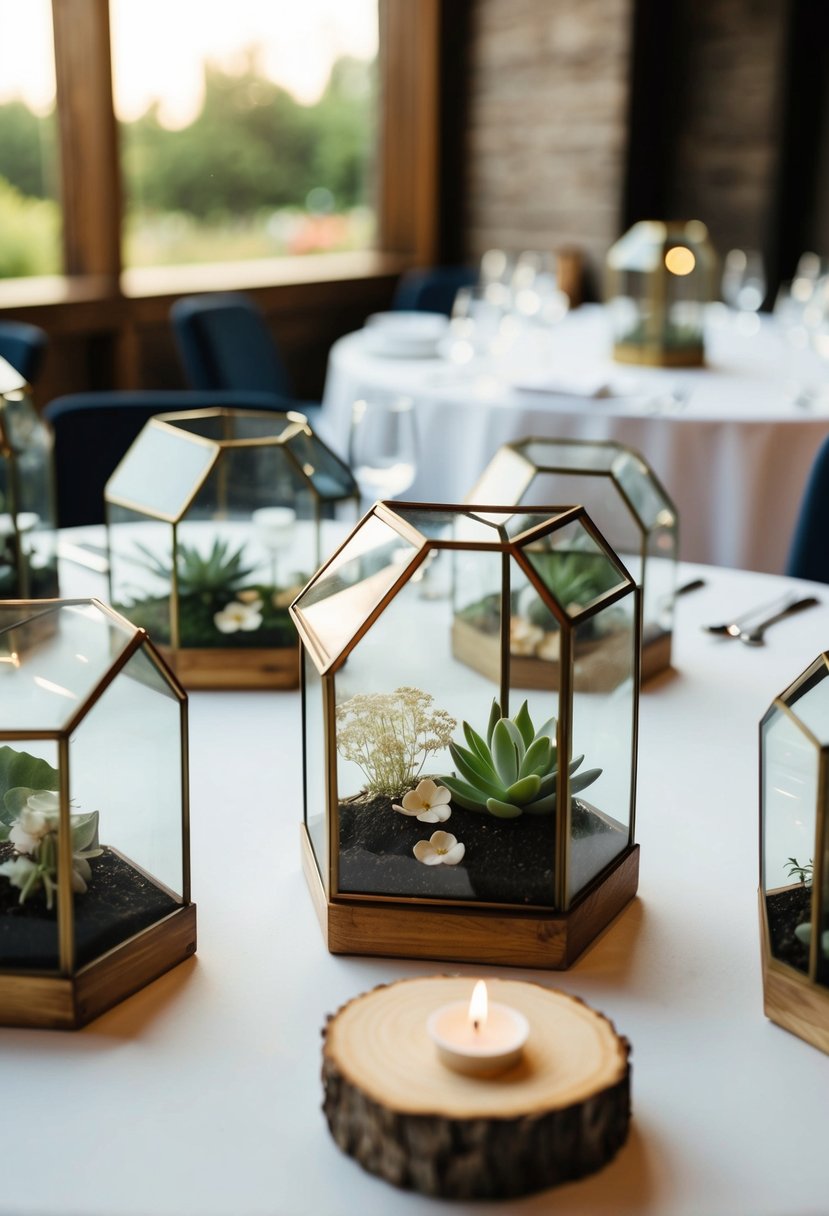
[214,601,263,634]
[413,830,465,867]
[393,778,451,823]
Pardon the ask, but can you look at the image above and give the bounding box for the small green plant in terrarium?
[0,747,101,910]
[786,857,814,886]
[438,699,601,819]
[117,535,305,649]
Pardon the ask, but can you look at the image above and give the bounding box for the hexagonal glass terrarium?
[468,438,678,680]
[105,408,359,690]
[0,355,58,600]
[292,503,640,969]
[606,220,717,366]
[761,654,829,1053]
[0,598,194,1029]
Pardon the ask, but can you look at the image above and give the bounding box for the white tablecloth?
[3,546,829,1215]
[321,306,829,574]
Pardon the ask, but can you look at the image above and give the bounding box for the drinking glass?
[349,391,417,511]
[721,248,766,318]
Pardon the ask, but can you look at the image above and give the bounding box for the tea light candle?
[427,980,529,1077]
[251,506,296,547]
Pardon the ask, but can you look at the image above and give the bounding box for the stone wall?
[462,0,789,291]
[463,0,634,289]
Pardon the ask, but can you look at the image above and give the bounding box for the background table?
[3,548,829,1216]
[322,306,829,574]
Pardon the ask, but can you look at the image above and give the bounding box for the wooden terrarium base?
[0,902,196,1030]
[451,617,634,692]
[302,827,638,969]
[613,342,705,367]
[159,642,299,690]
[760,890,829,1054]
[322,976,631,1199]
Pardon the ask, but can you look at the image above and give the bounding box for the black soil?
[338,789,626,905]
[766,885,811,973]
[0,844,179,971]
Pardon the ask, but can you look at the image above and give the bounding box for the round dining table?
[321,305,829,574]
[2,537,829,1216]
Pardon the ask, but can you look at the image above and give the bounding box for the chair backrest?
[0,320,47,384]
[786,431,829,582]
[43,389,300,528]
[170,292,293,396]
[391,265,477,316]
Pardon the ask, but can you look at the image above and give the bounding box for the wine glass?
[349,391,417,512]
[721,248,766,331]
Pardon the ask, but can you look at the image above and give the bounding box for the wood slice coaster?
[322,975,631,1199]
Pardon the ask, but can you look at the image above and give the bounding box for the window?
[0,0,61,278]
[109,0,379,271]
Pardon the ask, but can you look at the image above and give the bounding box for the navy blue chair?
[391,265,477,316]
[786,432,829,583]
[0,320,47,384]
[43,389,308,528]
[170,293,294,397]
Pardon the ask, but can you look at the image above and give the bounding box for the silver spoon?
[702,592,794,637]
[737,596,820,645]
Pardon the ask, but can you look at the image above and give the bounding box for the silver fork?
[737,596,819,645]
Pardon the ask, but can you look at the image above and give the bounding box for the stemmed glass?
[721,248,766,332]
[349,391,417,512]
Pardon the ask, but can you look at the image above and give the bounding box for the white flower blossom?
[413,830,465,866]
[393,778,451,822]
[0,855,38,893]
[214,600,263,634]
[8,791,59,855]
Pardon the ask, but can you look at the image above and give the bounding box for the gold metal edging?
[56,736,74,975]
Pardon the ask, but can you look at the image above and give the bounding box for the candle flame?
[468,980,488,1033]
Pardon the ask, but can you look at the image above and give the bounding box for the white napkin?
[508,369,614,397]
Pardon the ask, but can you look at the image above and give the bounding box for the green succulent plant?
[134,536,256,597]
[520,549,619,627]
[438,699,601,819]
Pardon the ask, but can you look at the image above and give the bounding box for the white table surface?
[4,548,829,1216]
[321,305,829,575]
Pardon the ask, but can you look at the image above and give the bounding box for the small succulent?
[786,857,813,886]
[438,699,601,819]
[134,537,256,597]
[519,549,619,627]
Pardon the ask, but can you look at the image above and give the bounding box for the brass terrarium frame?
[0,598,195,1030]
[760,654,829,1054]
[292,502,640,969]
[106,408,359,690]
[467,437,678,681]
[606,220,717,367]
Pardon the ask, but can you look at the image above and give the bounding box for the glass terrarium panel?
[173,498,301,652]
[0,394,58,600]
[294,514,421,667]
[0,737,61,971]
[106,421,218,520]
[521,439,618,474]
[0,602,136,732]
[284,428,358,501]
[333,555,560,909]
[762,705,818,975]
[108,505,175,647]
[568,610,636,903]
[612,449,676,535]
[518,470,642,560]
[303,650,328,885]
[644,524,677,645]
[68,644,184,966]
[787,663,829,746]
[523,519,628,616]
[468,446,534,504]
[818,811,829,989]
[166,409,294,443]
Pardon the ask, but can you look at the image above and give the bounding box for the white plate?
[363,311,449,358]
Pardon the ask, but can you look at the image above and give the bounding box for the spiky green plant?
[134,537,255,596]
[438,699,601,819]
